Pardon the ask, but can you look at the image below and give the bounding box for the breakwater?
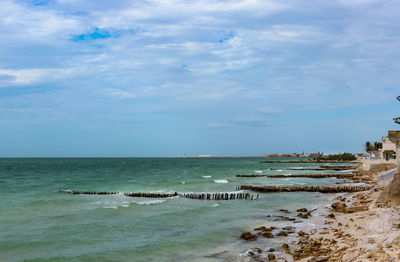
[63,190,258,200]
[236,174,354,179]
[239,185,372,193]
[261,160,356,163]
[269,168,355,171]
[319,165,356,170]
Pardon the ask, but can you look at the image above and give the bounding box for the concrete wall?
[361,159,397,171]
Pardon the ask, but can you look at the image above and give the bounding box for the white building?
[379,136,396,161]
[362,136,396,167]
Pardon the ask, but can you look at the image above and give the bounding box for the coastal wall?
[360,159,396,171]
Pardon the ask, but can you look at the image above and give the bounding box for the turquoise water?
[0,158,345,262]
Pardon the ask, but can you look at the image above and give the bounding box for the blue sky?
[1,0,400,157]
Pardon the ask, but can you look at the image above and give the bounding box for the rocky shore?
[239,163,399,261]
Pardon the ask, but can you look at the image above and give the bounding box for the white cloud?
[0,0,82,41]
[0,68,77,86]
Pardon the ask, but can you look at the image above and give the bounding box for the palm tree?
[374,142,382,150]
[364,141,373,152]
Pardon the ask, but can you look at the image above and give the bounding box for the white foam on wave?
[102,206,118,209]
[135,199,166,205]
[181,181,186,184]
[254,170,263,174]
[214,179,228,184]
[276,169,283,172]
[211,203,219,207]
[100,198,166,209]
[202,176,212,178]
[100,199,131,209]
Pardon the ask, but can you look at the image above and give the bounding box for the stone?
[268,248,275,252]
[331,202,348,213]
[327,213,335,219]
[297,208,308,212]
[240,231,257,240]
[283,226,295,230]
[298,231,306,237]
[297,213,309,219]
[252,247,262,253]
[263,232,274,238]
[254,226,268,231]
[277,231,288,236]
[268,254,276,261]
[280,209,290,213]
[282,243,289,249]
[348,205,369,213]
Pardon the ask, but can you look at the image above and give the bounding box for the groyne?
[261,160,357,163]
[319,165,357,170]
[63,190,258,200]
[239,185,372,193]
[236,174,354,179]
[269,168,355,171]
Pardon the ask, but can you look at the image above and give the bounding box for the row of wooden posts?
[236,173,354,179]
[180,192,259,200]
[239,185,372,193]
[65,190,258,200]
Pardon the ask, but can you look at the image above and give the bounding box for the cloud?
[232,115,272,127]
[0,0,81,41]
[0,68,77,86]
[1,0,400,120]
[99,88,137,99]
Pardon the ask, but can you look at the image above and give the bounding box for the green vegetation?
[364,141,382,152]
[313,153,356,161]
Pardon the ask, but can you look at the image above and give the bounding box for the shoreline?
[291,163,398,262]
[240,162,398,261]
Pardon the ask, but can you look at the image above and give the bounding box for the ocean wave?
[254,170,263,174]
[181,181,186,184]
[100,199,166,209]
[211,203,219,207]
[202,176,212,178]
[276,169,283,172]
[214,179,228,184]
[134,199,166,205]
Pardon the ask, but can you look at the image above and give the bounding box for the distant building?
[362,136,396,162]
[197,155,212,158]
[355,153,366,158]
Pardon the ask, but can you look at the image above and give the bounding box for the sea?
[0,158,350,262]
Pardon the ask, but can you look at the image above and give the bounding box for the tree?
[374,142,382,150]
[364,141,373,152]
[364,141,382,152]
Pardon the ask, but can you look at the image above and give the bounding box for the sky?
[1,0,400,157]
